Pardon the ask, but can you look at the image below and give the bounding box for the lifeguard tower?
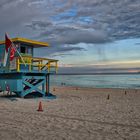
[0,37,58,98]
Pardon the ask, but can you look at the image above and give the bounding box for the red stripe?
[5,33,12,52]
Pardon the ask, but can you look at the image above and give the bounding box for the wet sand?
[0,86,140,140]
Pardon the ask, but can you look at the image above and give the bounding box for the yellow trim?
[29,62,32,72]
[16,56,58,73]
[22,56,58,62]
[17,58,20,72]
[0,37,49,47]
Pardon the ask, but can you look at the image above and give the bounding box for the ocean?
[50,74,140,89]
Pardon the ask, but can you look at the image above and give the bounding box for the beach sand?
[0,86,140,140]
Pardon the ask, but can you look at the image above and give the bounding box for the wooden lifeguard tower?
[0,37,58,98]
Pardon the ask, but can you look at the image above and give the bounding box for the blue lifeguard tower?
[0,37,58,98]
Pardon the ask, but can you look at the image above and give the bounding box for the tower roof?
[0,37,49,47]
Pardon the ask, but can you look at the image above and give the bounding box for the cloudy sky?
[0,0,140,73]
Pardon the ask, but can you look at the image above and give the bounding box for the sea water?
[50,74,140,89]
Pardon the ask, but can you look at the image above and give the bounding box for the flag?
[10,47,16,61]
[5,33,16,61]
[5,33,12,52]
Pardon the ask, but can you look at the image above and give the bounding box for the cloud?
[58,59,140,73]
[59,29,108,44]
[25,20,53,30]
[50,53,74,57]
[38,27,109,45]
[0,0,140,73]
[0,0,140,48]
[24,0,140,45]
[58,66,140,74]
[34,44,86,58]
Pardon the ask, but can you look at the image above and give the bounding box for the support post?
[46,74,56,99]
[48,74,50,95]
[46,74,50,96]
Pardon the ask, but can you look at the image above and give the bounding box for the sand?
[0,86,140,140]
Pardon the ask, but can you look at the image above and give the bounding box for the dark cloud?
[50,53,74,57]
[38,27,109,45]
[0,0,21,8]
[135,43,140,45]
[52,29,109,45]
[0,0,140,49]
[58,45,86,52]
[25,20,53,30]
[0,0,44,39]
[25,0,140,45]
[34,44,86,58]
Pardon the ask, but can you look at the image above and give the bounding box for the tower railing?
[15,56,58,73]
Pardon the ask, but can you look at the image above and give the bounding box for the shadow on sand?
[0,92,44,101]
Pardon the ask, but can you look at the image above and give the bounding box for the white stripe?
[3,51,8,67]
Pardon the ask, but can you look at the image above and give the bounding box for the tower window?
[21,46,26,53]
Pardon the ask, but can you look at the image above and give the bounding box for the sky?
[0,0,140,73]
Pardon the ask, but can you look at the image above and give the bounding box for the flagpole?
[3,50,8,67]
[11,42,26,66]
